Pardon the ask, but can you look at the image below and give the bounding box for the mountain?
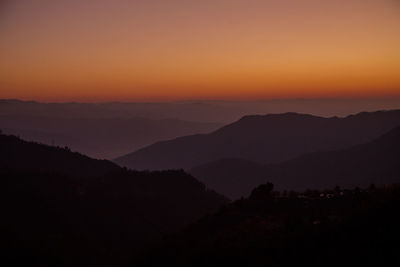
[0,134,227,267]
[131,184,400,267]
[115,110,400,171]
[265,125,400,191]
[0,115,221,159]
[190,125,400,199]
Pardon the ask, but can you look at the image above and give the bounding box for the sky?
[0,0,400,102]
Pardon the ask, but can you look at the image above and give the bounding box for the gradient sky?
[1,0,400,101]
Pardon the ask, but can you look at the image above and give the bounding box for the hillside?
[116,110,400,170]
[0,133,118,176]
[190,126,400,199]
[266,125,400,191]
[0,134,227,267]
[131,184,400,267]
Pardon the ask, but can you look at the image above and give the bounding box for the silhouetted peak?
[231,110,400,128]
[237,112,319,122]
[116,109,400,171]
[213,112,323,135]
[345,109,400,119]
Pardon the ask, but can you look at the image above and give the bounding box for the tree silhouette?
[250,182,274,200]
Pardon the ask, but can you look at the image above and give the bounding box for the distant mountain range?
[3,98,400,123]
[0,115,220,159]
[0,133,227,267]
[190,125,400,199]
[116,110,400,171]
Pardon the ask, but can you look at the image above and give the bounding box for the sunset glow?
[1,0,400,101]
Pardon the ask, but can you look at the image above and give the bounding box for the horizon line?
[2,96,400,105]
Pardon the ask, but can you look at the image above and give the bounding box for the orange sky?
[0,0,400,101]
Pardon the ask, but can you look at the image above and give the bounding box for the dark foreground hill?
[0,134,227,267]
[0,133,118,176]
[116,110,400,170]
[190,126,400,199]
[131,184,400,267]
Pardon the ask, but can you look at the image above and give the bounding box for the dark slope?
[0,134,118,176]
[190,126,400,199]
[115,110,400,171]
[267,125,400,191]
[131,185,400,267]
[0,134,227,267]
[0,115,221,159]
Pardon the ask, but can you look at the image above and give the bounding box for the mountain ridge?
[190,125,400,199]
[115,109,400,171]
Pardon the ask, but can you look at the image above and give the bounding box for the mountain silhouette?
[266,124,400,191]
[190,125,400,199]
[115,110,400,171]
[0,133,227,267]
